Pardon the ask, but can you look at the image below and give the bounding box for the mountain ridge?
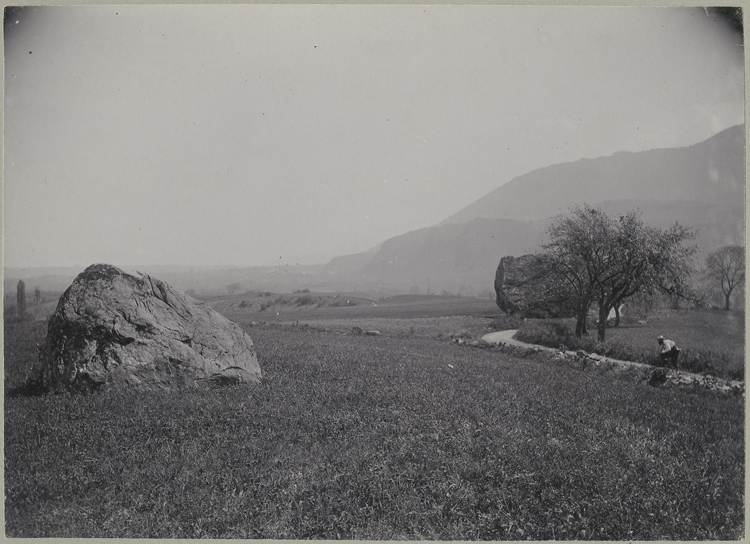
[325,124,744,294]
[440,124,744,225]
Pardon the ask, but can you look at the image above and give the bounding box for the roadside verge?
[481,329,745,395]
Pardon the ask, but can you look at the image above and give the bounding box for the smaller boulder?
[494,254,578,318]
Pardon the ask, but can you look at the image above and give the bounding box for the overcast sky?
[3,5,744,268]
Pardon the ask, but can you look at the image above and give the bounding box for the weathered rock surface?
[41,264,261,392]
[494,254,577,318]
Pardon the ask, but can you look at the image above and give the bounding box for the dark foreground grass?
[5,323,745,539]
[515,310,745,380]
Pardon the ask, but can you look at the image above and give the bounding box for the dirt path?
[482,329,648,369]
[482,329,556,351]
[481,329,744,394]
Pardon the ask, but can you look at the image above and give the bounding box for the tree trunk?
[575,311,585,337]
[576,300,591,338]
[583,300,591,335]
[614,304,620,327]
[725,292,732,311]
[575,300,584,337]
[597,305,608,341]
[575,299,590,337]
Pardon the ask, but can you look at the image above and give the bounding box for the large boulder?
[494,254,577,318]
[41,264,261,392]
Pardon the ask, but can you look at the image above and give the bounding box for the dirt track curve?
[482,329,647,369]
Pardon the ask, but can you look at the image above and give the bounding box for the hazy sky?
[3,5,744,268]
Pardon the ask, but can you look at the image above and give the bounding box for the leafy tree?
[705,245,745,310]
[16,280,26,317]
[596,211,697,335]
[543,206,697,341]
[542,206,609,337]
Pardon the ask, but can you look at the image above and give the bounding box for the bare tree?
[705,245,745,310]
[34,286,42,305]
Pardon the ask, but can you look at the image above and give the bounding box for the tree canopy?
[542,205,697,340]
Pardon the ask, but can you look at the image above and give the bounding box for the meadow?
[4,298,745,539]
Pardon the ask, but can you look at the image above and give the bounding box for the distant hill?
[321,125,745,294]
[325,218,546,294]
[324,244,382,276]
[441,124,744,226]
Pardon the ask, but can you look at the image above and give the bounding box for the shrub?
[295,295,313,306]
[486,314,522,331]
[515,318,575,348]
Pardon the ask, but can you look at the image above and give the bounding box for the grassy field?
[515,309,745,380]
[4,300,744,540]
[222,294,511,344]
[215,293,502,321]
[608,308,744,358]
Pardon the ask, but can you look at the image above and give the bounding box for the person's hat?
[657,335,664,341]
